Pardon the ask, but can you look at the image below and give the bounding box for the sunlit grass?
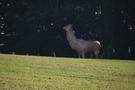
[0,54,135,90]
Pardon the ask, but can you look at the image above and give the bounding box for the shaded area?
[0,0,135,59]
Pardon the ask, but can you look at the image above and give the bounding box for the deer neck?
[66,30,77,42]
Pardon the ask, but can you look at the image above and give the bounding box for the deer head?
[63,24,73,32]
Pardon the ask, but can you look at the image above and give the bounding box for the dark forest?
[0,0,135,59]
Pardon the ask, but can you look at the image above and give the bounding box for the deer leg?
[89,53,93,58]
[94,50,99,58]
[81,52,85,59]
[78,53,81,58]
[78,52,85,59]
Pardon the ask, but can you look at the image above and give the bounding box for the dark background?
[0,0,135,59]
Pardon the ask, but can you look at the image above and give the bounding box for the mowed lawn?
[0,54,135,90]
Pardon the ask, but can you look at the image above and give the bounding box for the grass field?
[0,54,135,90]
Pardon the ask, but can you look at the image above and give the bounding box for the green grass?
[0,54,135,90]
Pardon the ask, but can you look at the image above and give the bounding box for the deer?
[63,24,101,58]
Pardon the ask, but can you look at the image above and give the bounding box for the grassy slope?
[0,54,135,90]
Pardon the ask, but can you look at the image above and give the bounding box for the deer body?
[63,24,101,58]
